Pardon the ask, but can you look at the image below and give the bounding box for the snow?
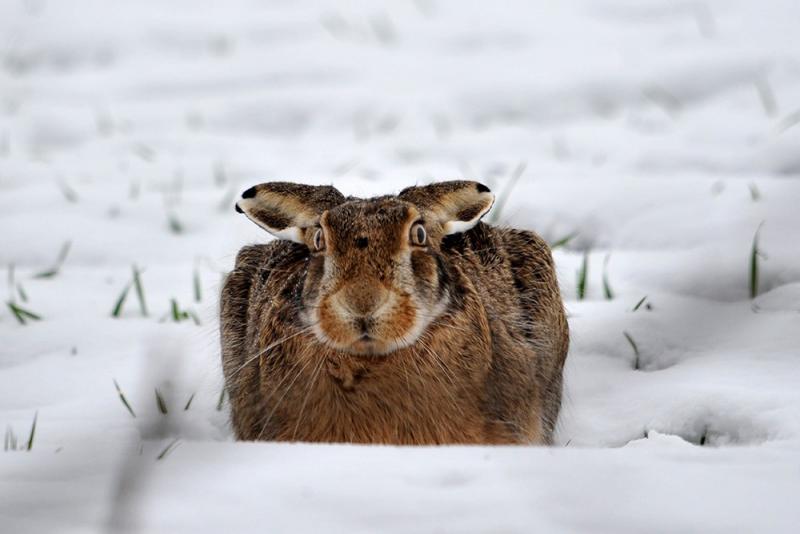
[2,0,800,532]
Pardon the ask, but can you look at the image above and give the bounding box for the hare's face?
[302,199,449,355]
[235,181,494,355]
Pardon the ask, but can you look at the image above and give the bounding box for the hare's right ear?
[398,180,495,235]
[235,182,345,243]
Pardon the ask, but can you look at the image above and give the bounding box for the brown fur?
[221,181,569,445]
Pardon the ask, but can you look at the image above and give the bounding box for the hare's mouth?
[310,320,426,356]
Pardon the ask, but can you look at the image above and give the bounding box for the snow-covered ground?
[2,0,800,531]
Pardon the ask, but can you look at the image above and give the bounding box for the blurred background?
[1,1,800,531]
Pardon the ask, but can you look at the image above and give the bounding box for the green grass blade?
[34,241,72,279]
[632,296,648,312]
[111,283,131,318]
[623,331,640,369]
[113,379,136,417]
[748,183,761,201]
[17,283,28,302]
[156,439,180,461]
[7,301,42,325]
[193,268,202,302]
[183,393,195,411]
[216,388,226,411]
[58,180,79,203]
[167,213,184,234]
[132,265,148,316]
[26,412,37,451]
[155,389,168,414]
[602,254,614,300]
[749,222,764,299]
[576,252,589,300]
[8,302,25,324]
[6,426,18,451]
[551,232,578,249]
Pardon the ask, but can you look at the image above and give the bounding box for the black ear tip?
[241,186,257,199]
[235,203,243,213]
[476,183,491,193]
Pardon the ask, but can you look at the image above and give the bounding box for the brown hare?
[220,180,568,445]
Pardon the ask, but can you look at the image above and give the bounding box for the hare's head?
[235,181,494,355]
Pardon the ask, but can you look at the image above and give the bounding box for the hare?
[220,180,569,445]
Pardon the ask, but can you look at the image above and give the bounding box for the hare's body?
[222,186,568,445]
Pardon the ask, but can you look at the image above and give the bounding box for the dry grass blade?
[183,393,195,411]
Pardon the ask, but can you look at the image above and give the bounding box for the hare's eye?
[410,223,427,246]
[313,229,325,251]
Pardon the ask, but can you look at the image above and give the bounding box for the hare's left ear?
[399,181,495,235]
[235,182,345,243]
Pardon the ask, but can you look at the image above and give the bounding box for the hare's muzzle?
[315,283,418,355]
[331,285,394,343]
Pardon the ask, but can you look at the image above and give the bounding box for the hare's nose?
[336,284,390,318]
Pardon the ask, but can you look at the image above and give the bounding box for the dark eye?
[313,228,325,251]
[410,223,427,246]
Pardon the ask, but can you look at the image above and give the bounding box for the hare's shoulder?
[496,227,558,291]
[444,223,562,333]
[222,241,308,314]
[495,227,562,321]
[231,240,306,275]
[220,241,308,371]
[443,223,556,289]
